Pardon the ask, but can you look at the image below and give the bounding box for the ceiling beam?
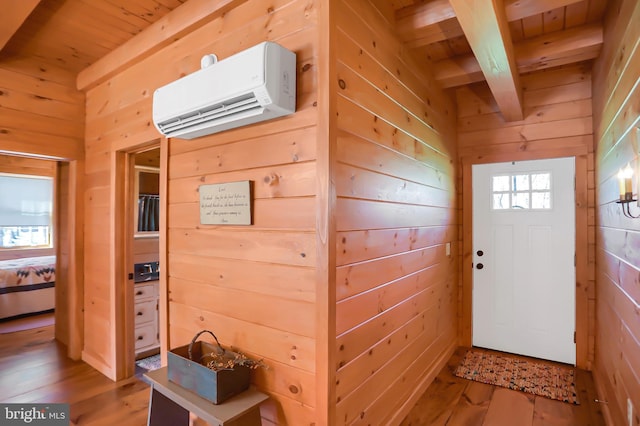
[0,0,40,51]
[449,0,523,121]
[397,0,584,48]
[434,23,603,88]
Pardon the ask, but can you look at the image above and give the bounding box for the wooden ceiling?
[0,0,186,72]
[383,0,606,120]
[0,0,606,121]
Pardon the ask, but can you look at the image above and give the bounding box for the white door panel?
[472,157,576,365]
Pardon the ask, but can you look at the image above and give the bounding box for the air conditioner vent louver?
[157,93,261,134]
[152,41,296,140]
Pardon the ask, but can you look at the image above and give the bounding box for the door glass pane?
[493,175,510,192]
[513,174,529,191]
[493,193,510,209]
[512,192,530,209]
[531,173,551,190]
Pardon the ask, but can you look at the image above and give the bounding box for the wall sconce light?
[617,163,639,218]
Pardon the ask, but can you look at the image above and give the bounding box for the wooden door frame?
[113,138,167,379]
[63,159,85,360]
[460,152,589,369]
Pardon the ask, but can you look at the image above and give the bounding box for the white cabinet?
[134,281,159,357]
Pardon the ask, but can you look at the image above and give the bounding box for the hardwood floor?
[0,325,150,425]
[0,311,55,334]
[0,326,606,425]
[401,347,606,426]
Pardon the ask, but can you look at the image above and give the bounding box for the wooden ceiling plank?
[449,0,524,121]
[522,13,544,38]
[543,7,566,34]
[397,0,584,48]
[586,0,608,23]
[77,0,152,33]
[435,23,603,88]
[565,1,589,28]
[509,19,525,43]
[504,0,583,21]
[77,0,247,91]
[101,0,176,25]
[0,0,41,51]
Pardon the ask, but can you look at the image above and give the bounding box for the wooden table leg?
[148,386,190,426]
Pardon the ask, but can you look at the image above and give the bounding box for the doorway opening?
[131,147,161,362]
[115,142,164,379]
[0,154,75,350]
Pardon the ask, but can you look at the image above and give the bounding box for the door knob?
[476,263,484,270]
[477,250,484,256]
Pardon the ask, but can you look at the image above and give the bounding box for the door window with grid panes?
[491,172,552,210]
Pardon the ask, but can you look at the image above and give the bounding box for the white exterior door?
[472,157,576,365]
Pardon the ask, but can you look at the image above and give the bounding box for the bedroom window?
[0,174,53,248]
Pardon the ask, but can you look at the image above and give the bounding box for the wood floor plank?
[400,375,469,425]
[484,388,535,426]
[533,397,575,425]
[447,381,494,425]
[399,347,470,425]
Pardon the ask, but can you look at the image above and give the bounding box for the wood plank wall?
[333,0,458,424]
[591,0,640,424]
[82,0,320,422]
[164,2,317,423]
[456,63,596,370]
[0,58,84,160]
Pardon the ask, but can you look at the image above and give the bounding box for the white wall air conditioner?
[152,41,296,139]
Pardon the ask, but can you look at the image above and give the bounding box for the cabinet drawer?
[134,299,156,325]
[135,323,157,350]
[134,282,156,300]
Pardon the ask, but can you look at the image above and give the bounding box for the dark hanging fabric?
[152,196,160,231]
[138,194,160,232]
[138,196,146,232]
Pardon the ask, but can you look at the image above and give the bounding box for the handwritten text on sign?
[199,181,252,225]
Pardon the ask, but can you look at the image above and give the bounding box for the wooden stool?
[145,367,268,426]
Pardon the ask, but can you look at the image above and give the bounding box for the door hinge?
[574,253,576,267]
[574,332,576,343]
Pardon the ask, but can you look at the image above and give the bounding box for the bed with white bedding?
[0,255,56,320]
